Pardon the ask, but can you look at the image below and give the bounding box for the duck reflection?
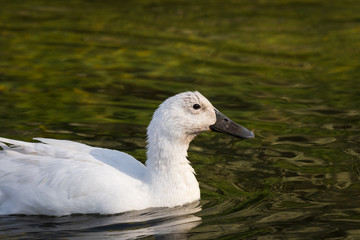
[1,202,202,239]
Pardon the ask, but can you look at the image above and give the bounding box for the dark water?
[1,0,360,239]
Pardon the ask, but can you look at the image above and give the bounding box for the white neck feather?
[145,121,200,207]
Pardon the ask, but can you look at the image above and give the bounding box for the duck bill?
[210,109,255,139]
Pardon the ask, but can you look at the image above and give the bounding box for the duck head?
[147,91,254,143]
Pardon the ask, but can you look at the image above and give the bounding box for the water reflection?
[1,0,360,238]
[1,202,201,239]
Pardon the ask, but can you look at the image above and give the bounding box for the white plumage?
[0,91,254,216]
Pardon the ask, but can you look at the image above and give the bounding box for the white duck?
[0,91,254,216]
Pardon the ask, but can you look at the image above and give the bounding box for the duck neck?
[145,135,192,176]
[144,133,200,206]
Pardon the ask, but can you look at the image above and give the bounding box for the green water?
[1,0,360,239]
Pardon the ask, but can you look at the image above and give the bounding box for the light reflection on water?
[1,0,360,239]
[1,203,201,239]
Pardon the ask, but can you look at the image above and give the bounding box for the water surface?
[1,0,360,239]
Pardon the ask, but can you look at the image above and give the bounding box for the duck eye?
[193,104,201,110]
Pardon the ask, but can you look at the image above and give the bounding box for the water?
[1,0,360,239]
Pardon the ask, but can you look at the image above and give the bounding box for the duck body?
[0,91,254,216]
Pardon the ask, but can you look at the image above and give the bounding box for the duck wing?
[0,137,148,215]
[34,138,146,180]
